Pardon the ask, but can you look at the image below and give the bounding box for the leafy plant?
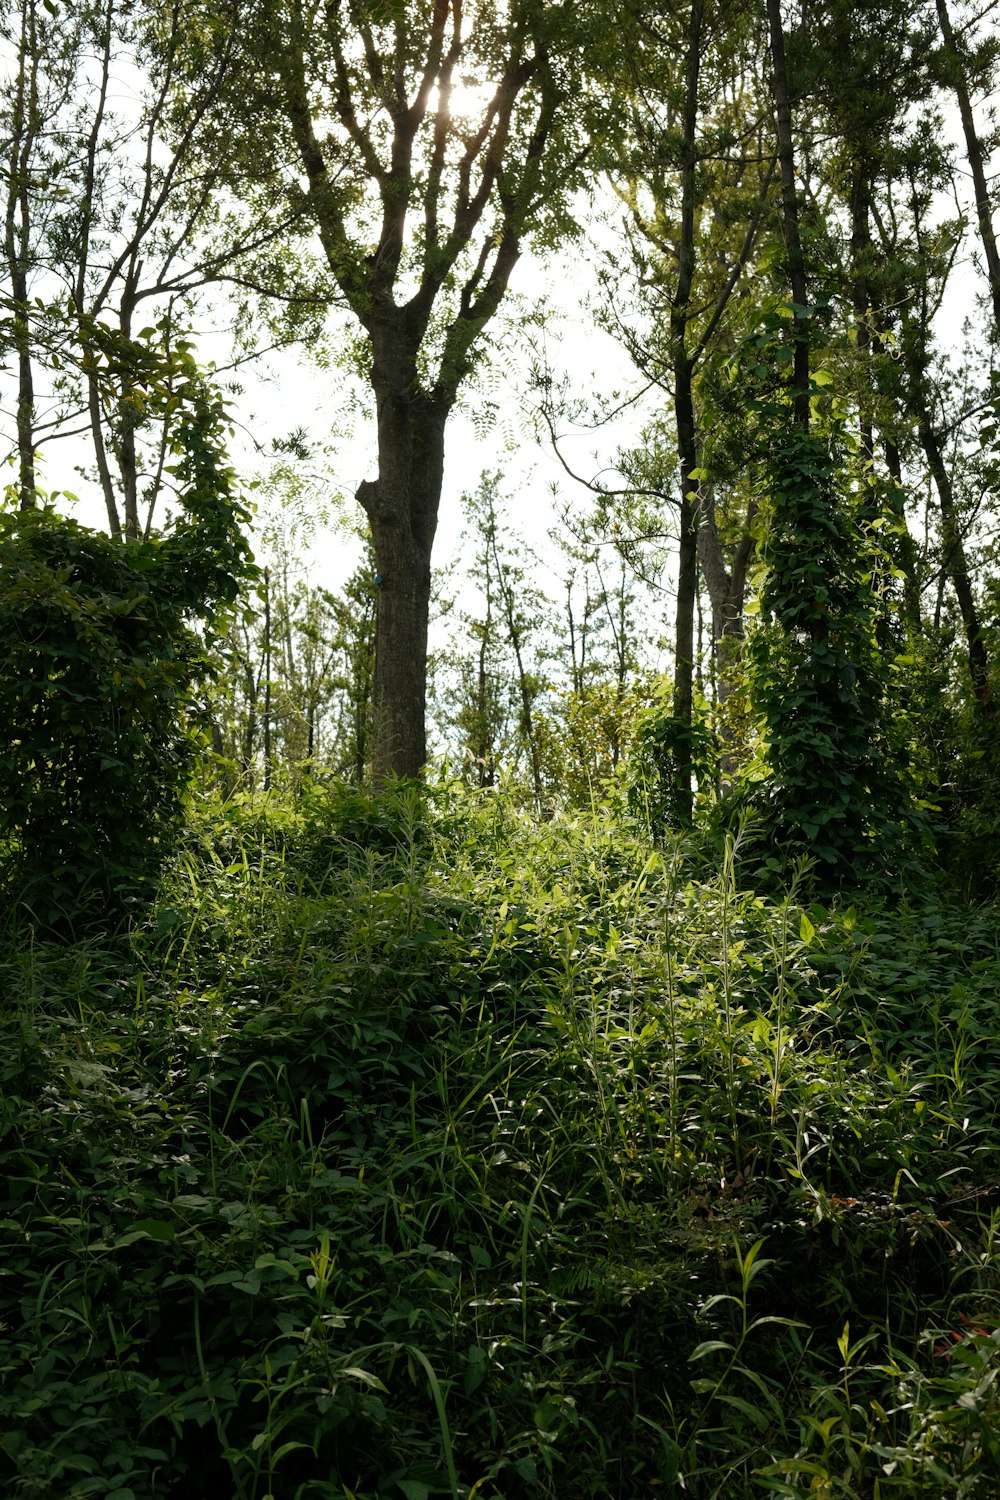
[742,422,916,886]
[3,785,1000,1496]
[0,371,254,931]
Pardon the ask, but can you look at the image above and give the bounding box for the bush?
[0,384,253,931]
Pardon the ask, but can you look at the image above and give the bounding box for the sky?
[222,226,653,599]
[20,204,645,599]
[3,15,991,684]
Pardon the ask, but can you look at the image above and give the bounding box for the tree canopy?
[3,0,1000,881]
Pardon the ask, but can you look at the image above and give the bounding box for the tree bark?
[883,439,924,640]
[765,0,810,424]
[850,166,875,463]
[667,0,704,825]
[935,0,1000,334]
[898,319,992,712]
[918,420,992,712]
[356,320,449,780]
[696,488,756,671]
[262,566,273,790]
[5,1,39,508]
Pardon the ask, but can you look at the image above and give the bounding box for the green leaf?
[715,1392,770,1431]
[689,1339,735,1361]
[340,1367,388,1391]
[132,1218,176,1241]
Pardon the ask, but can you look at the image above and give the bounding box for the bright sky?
[224,227,651,599]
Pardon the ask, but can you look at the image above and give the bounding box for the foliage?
[0,0,306,533]
[435,474,553,795]
[209,542,376,795]
[741,421,917,885]
[3,785,1000,1496]
[627,678,718,834]
[0,378,253,929]
[530,678,640,810]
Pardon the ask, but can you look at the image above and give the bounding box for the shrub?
[0,383,253,931]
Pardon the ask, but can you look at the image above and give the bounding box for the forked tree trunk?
[696,488,756,686]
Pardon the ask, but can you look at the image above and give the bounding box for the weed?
[3,787,1000,1495]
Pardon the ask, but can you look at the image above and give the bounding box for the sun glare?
[434,75,498,125]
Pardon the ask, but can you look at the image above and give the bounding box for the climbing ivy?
[627,680,718,835]
[743,425,915,884]
[0,371,254,931]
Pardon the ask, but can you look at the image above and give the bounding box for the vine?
[0,366,255,931]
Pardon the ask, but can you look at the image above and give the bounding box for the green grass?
[2,780,999,1497]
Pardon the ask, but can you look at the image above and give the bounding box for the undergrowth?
[2,780,999,1497]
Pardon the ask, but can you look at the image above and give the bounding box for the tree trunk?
[696,488,756,683]
[262,566,273,791]
[766,0,810,423]
[5,5,38,510]
[667,0,704,826]
[899,323,992,712]
[850,166,875,463]
[672,363,699,822]
[118,278,142,539]
[918,420,992,713]
[883,439,923,640]
[935,0,1000,334]
[356,322,449,780]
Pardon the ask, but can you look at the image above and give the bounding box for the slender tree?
[554,0,777,814]
[0,0,312,536]
[933,0,1000,336]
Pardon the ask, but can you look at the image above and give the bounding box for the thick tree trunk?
[357,323,448,780]
[362,511,435,782]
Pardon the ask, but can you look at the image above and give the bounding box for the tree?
[735,0,923,879]
[536,0,780,818]
[552,557,649,806]
[437,473,551,797]
[223,0,595,779]
[326,548,378,783]
[0,0,313,534]
[207,452,376,790]
[932,0,1000,337]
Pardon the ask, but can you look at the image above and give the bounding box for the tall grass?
[1,780,999,1497]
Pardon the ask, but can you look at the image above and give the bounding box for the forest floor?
[3,782,1000,1498]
